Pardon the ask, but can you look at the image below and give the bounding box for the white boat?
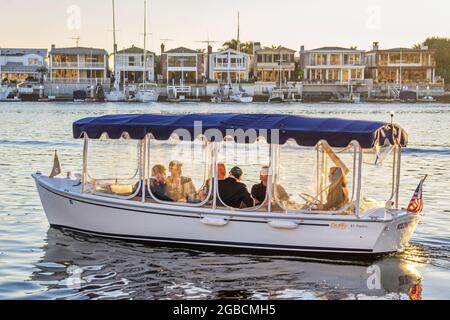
[134,0,159,103]
[135,83,159,102]
[33,113,422,257]
[0,85,13,100]
[230,86,253,103]
[105,89,127,102]
[105,0,127,103]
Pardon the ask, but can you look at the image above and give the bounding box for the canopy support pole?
[395,147,402,209]
[82,136,89,193]
[355,142,363,218]
[141,137,147,204]
[268,144,276,213]
[212,142,219,210]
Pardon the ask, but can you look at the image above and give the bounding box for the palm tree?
[36,67,48,83]
[221,39,254,54]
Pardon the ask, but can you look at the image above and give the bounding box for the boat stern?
[372,211,422,254]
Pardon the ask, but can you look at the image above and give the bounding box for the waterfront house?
[49,45,109,84]
[254,43,296,83]
[160,46,205,84]
[365,42,437,84]
[208,48,250,83]
[0,48,48,82]
[116,45,155,84]
[300,46,365,83]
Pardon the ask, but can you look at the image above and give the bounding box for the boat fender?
[201,217,229,227]
[268,220,299,230]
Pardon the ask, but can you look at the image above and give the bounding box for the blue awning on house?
[73,113,408,148]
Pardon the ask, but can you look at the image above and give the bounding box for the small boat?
[135,83,159,102]
[73,90,87,102]
[134,0,159,103]
[230,85,253,103]
[105,89,127,102]
[268,88,286,103]
[0,85,14,101]
[418,96,436,103]
[33,113,422,257]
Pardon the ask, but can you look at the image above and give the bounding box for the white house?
[300,46,365,83]
[208,48,250,83]
[0,48,48,82]
[160,46,205,84]
[116,45,155,84]
[49,45,109,84]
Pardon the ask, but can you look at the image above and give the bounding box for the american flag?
[407,175,427,214]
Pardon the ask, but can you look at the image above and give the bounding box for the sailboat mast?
[112,0,118,89]
[236,11,240,84]
[143,0,147,85]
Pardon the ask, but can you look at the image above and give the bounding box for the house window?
[28,58,40,65]
[330,54,341,65]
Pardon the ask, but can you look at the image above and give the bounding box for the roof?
[256,46,296,53]
[0,48,47,57]
[50,47,108,55]
[309,46,362,52]
[164,47,199,54]
[212,48,249,56]
[1,62,42,73]
[117,45,155,55]
[367,47,436,53]
[73,113,408,148]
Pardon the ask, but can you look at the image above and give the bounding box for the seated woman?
[314,167,349,211]
[165,160,197,202]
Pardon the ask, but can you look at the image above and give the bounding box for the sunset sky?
[1,0,448,53]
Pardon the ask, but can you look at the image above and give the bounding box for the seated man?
[218,166,256,209]
[148,164,174,202]
[198,163,227,201]
[166,160,197,202]
[251,166,290,205]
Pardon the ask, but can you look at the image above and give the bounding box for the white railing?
[213,63,247,69]
[47,78,110,84]
[51,62,106,69]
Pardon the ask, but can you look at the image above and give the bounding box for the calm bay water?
[0,101,449,300]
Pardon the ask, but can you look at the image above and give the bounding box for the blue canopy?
[73,113,408,148]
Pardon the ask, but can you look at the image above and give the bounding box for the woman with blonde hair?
[316,167,350,211]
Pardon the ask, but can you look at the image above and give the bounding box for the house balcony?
[256,62,295,70]
[46,77,110,84]
[51,62,107,69]
[212,63,247,71]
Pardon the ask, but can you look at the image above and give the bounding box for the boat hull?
[136,91,159,102]
[33,175,420,256]
[105,90,127,102]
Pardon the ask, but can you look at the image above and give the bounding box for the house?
[160,46,205,84]
[0,48,48,82]
[365,42,437,84]
[208,48,250,83]
[254,43,296,82]
[116,45,155,84]
[49,45,109,83]
[300,46,365,83]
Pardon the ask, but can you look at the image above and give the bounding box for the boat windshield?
[276,140,357,214]
[85,136,142,199]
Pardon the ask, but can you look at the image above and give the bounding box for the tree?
[36,67,48,82]
[220,39,254,54]
[416,37,450,83]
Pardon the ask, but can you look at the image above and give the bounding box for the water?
[0,101,449,300]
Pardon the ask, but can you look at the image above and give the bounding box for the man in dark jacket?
[218,167,256,208]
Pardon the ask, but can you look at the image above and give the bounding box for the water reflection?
[29,228,424,300]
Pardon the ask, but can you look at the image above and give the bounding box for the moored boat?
[33,113,422,257]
